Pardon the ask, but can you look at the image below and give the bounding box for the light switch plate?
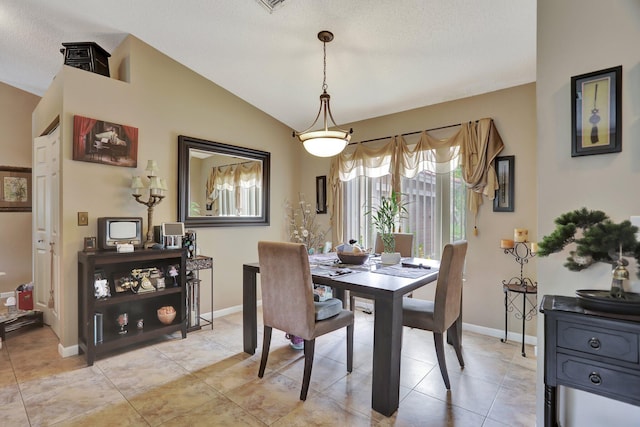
[78,211,89,226]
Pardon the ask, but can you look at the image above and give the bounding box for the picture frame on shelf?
[0,166,31,212]
[571,65,622,157]
[84,236,97,252]
[493,155,514,212]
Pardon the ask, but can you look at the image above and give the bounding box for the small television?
[97,217,143,250]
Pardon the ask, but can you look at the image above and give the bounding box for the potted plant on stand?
[369,190,408,265]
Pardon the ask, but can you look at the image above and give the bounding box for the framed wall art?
[571,65,622,157]
[0,166,31,212]
[316,175,327,214]
[72,115,139,167]
[493,156,514,212]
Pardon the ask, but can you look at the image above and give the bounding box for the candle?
[500,239,515,249]
[514,228,528,243]
[531,242,539,253]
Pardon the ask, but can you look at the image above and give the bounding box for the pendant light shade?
[293,31,353,157]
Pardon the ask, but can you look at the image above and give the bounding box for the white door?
[33,127,60,335]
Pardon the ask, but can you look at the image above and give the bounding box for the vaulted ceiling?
[0,0,536,131]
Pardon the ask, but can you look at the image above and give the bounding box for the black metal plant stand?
[501,241,537,357]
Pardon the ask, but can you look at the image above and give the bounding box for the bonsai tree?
[368,190,408,253]
[537,207,640,274]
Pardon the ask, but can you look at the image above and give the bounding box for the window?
[343,158,466,259]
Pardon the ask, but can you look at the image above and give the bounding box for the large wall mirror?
[178,135,270,227]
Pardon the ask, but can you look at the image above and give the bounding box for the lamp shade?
[131,176,145,194]
[146,160,159,176]
[301,132,350,157]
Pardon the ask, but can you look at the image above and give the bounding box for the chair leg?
[449,321,465,368]
[349,293,356,311]
[258,326,272,378]
[346,324,354,372]
[300,339,316,400]
[433,332,451,389]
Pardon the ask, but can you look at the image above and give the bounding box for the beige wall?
[0,82,40,292]
[32,36,298,349]
[537,0,640,424]
[300,83,538,336]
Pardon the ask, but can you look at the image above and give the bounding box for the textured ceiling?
[0,0,536,131]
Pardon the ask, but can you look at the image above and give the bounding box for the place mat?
[311,266,359,277]
[372,265,435,279]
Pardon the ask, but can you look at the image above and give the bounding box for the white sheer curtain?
[206,162,262,216]
[330,118,504,245]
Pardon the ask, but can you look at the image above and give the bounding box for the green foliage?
[537,207,640,275]
[367,190,408,253]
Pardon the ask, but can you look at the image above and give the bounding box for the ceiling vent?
[256,0,286,13]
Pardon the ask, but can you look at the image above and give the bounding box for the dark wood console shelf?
[78,249,187,365]
[541,295,640,426]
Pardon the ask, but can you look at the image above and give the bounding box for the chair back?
[374,233,414,256]
[258,241,316,338]
[433,240,468,332]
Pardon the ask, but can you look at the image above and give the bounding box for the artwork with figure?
[72,115,138,167]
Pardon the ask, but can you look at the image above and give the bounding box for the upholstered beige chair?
[350,232,414,311]
[257,241,354,400]
[402,240,467,389]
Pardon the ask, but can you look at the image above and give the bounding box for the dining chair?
[402,240,467,389]
[257,241,354,400]
[349,232,414,311]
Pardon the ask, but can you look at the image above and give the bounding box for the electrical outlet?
[78,211,89,226]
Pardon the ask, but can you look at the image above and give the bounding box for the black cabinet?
[541,295,640,426]
[61,42,110,77]
[78,249,187,365]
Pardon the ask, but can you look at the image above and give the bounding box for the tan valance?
[329,118,504,244]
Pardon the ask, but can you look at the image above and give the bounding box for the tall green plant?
[367,190,408,253]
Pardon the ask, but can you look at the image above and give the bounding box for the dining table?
[242,254,451,417]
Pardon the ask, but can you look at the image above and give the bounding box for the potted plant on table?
[368,190,408,265]
[537,207,640,298]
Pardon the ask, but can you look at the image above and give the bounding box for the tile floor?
[0,309,537,426]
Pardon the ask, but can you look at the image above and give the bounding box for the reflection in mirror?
[178,136,270,227]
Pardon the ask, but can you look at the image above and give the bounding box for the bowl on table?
[337,251,370,265]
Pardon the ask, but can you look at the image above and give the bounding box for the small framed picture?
[316,175,327,214]
[84,236,97,252]
[571,65,622,157]
[493,156,514,212]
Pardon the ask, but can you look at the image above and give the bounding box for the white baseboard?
[462,322,537,346]
[59,342,78,358]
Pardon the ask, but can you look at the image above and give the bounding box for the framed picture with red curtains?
[72,115,138,167]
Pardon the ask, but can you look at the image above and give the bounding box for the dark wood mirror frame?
[178,135,270,227]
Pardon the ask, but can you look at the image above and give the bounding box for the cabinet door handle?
[588,337,601,349]
[589,372,602,385]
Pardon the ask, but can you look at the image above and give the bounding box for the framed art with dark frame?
[316,175,327,214]
[571,65,622,157]
[493,155,514,212]
[0,166,32,212]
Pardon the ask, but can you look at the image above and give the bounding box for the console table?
[541,295,640,426]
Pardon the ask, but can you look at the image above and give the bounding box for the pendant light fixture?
[293,30,353,157]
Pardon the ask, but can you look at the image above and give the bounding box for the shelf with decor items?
[77,248,187,366]
[500,230,538,357]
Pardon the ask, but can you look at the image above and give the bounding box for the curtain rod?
[348,120,478,146]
